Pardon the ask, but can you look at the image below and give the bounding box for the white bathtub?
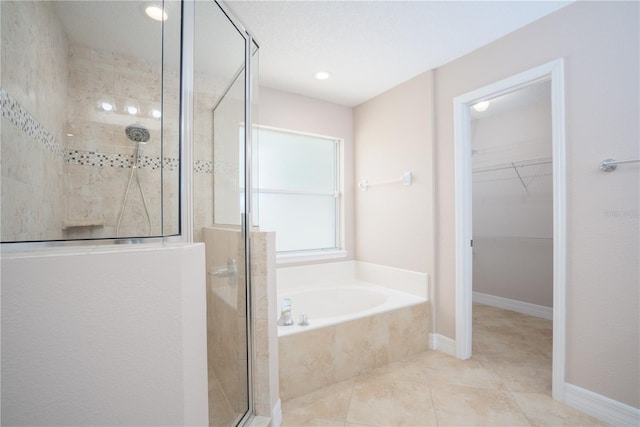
[276,261,428,337]
[276,261,430,399]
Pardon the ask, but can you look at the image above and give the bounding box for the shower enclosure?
[1,0,182,242]
[2,0,259,426]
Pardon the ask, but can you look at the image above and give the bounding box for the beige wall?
[353,71,434,275]
[258,87,355,260]
[433,1,639,407]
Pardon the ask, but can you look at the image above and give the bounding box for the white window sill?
[276,249,347,265]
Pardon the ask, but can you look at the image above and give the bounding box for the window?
[255,127,342,258]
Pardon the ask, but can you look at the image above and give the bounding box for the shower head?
[125,122,150,143]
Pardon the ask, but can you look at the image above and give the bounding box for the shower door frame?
[182,0,260,425]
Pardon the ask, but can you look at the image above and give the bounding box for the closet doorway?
[471,80,553,393]
[453,59,567,401]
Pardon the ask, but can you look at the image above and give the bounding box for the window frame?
[253,125,346,263]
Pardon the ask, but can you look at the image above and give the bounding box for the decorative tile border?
[65,149,183,172]
[194,159,213,174]
[1,87,65,157]
[1,87,208,174]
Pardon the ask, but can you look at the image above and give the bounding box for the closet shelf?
[472,156,552,174]
[472,156,552,194]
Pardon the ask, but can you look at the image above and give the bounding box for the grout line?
[344,374,357,426]
[424,369,441,427]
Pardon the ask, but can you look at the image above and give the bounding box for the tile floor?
[280,303,608,427]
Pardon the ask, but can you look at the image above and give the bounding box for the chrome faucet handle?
[278,298,294,326]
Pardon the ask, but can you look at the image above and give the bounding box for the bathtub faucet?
[277,298,294,326]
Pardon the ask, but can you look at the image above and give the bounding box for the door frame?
[453,58,566,401]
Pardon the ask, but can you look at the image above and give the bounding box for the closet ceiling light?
[472,100,490,112]
[144,5,167,21]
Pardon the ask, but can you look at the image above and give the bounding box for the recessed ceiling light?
[315,71,331,80]
[472,100,490,112]
[144,5,167,21]
[127,105,138,115]
[99,101,114,112]
[151,109,162,119]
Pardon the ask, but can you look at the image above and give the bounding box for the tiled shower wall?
[203,227,279,423]
[63,42,178,239]
[1,1,68,241]
[1,1,225,241]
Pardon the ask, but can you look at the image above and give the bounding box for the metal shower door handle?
[208,258,237,278]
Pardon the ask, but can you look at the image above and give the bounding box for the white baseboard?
[429,333,456,357]
[473,292,553,320]
[271,399,282,427]
[564,383,640,427]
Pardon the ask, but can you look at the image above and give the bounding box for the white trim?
[453,96,473,360]
[473,292,553,320]
[276,249,347,265]
[270,399,282,427]
[429,333,456,357]
[564,383,640,427]
[549,59,567,403]
[453,59,566,400]
[179,0,195,243]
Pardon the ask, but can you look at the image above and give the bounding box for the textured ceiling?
[53,1,573,108]
[226,0,573,106]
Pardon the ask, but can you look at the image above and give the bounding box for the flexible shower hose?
[115,143,152,237]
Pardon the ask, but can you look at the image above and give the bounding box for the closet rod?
[473,157,552,174]
[600,158,640,172]
[474,235,552,241]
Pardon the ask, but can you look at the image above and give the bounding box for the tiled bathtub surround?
[279,302,429,402]
[276,261,430,401]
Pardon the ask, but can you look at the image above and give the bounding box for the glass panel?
[194,1,251,426]
[258,129,336,193]
[0,0,181,242]
[258,193,337,252]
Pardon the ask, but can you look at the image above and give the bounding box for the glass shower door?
[193,1,256,425]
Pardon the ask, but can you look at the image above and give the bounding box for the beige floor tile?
[477,350,552,393]
[282,378,355,421]
[277,305,604,427]
[345,376,396,426]
[280,412,345,427]
[425,357,505,390]
[511,391,611,426]
[357,356,431,385]
[430,383,531,426]
[347,377,437,426]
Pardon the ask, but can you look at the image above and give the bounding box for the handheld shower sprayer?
[116,123,152,237]
[125,122,150,144]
